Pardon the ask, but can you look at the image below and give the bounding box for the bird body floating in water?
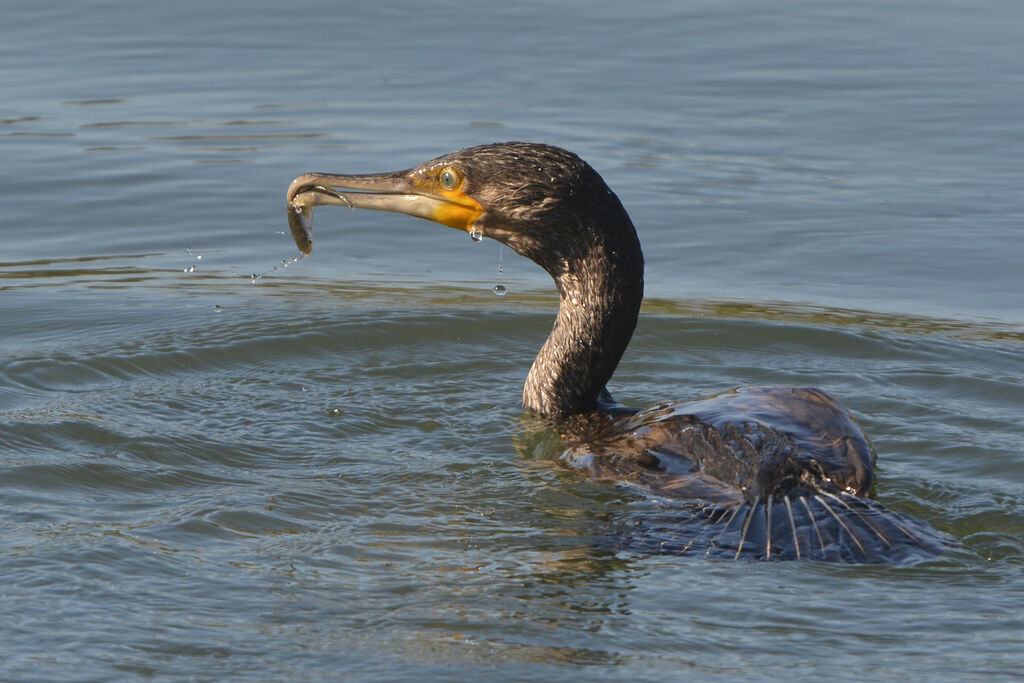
[286,142,946,562]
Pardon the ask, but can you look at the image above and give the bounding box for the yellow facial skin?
[409,165,483,233]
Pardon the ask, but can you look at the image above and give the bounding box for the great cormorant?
[286,141,945,562]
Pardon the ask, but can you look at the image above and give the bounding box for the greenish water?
[2,1,1023,680]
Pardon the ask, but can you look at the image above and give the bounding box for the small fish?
[287,193,317,255]
[286,186,355,255]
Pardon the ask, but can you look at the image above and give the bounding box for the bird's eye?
[440,168,460,191]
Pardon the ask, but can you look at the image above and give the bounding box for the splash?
[182,246,203,274]
[249,253,306,284]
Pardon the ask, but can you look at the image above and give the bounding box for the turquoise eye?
[440,168,459,190]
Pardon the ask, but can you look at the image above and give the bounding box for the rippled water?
[3,1,1023,680]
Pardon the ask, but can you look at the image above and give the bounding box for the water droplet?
[246,253,306,284]
[211,304,222,313]
[469,228,483,242]
[196,254,202,260]
[325,407,344,417]
[492,284,507,296]
[183,265,195,273]
[275,229,286,235]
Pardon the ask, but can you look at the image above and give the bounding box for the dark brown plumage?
[447,143,644,416]
[286,141,947,561]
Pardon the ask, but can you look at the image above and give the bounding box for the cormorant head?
[286,142,638,277]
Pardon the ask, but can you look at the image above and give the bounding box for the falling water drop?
[469,227,483,242]
[493,246,507,296]
[183,265,195,273]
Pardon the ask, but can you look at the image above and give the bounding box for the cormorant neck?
[521,219,644,418]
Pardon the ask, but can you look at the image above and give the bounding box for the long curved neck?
[521,224,644,417]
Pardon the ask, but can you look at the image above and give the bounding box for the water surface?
[2,1,1022,680]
